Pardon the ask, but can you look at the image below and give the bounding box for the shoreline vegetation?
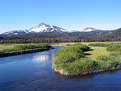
[0,43,53,57]
[52,42,121,76]
[1,42,121,76]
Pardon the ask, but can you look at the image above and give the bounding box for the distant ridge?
[0,23,116,37]
[109,28,121,37]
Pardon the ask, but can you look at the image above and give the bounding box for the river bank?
[0,43,53,57]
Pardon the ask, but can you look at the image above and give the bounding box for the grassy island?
[0,43,53,57]
[52,42,121,76]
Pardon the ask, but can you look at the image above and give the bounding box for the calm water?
[0,47,121,91]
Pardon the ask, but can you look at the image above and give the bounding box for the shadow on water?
[54,69,121,82]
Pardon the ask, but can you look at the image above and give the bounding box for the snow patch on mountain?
[29,23,67,33]
[83,27,95,32]
[0,23,68,36]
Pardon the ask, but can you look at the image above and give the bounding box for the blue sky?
[0,0,121,33]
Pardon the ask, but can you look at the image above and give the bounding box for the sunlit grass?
[51,41,121,47]
[0,44,16,50]
[0,43,53,57]
[85,47,110,60]
[51,43,77,47]
[51,42,91,47]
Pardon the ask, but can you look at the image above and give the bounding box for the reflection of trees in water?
[54,69,121,82]
[0,47,62,65]
[97,69,121,76]
[54,71,94,82]
[0,54,34,64]
[33,54,54,67]
[33,55,49,62]
[33,54,53,63]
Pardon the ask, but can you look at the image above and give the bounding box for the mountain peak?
[38,23,49,26]
[83,27,95,32]
[0,23,68,36]
[29,23,67,33]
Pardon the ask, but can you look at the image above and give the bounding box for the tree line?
[0,36,121,44]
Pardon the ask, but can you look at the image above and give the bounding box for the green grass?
[0,44,16,50]
[86,47,110,60]
[51,42,95,47]
[53,42,121,76]
[53,55,121,76]
[88,43,112,47]
[107,44,121,52]
[51,43,77,47]
[53,44,90,64]
[51,42,121,47]
[0,43,53,57]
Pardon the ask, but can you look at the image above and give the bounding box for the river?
[0,47,121,91]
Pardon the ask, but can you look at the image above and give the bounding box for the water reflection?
[32,54,54,67]
[1,47,121,91]
[0,47,63,91]
[54,71,94,82]
[54,69,121,82]
[33,54,54,63]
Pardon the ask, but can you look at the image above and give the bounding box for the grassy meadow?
[52,42,121,76]
[51,41,121,47]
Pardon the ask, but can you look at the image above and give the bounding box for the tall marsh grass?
[107,44,121,52]
[0,43,53,57]
[53,43,121,76]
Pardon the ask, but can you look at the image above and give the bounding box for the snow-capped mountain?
[83,27,115,33]
[83,27,96,32]
[0,23,68,36]
[1,30,29,36]
[0,24,115,37]
[29,23,67,33]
